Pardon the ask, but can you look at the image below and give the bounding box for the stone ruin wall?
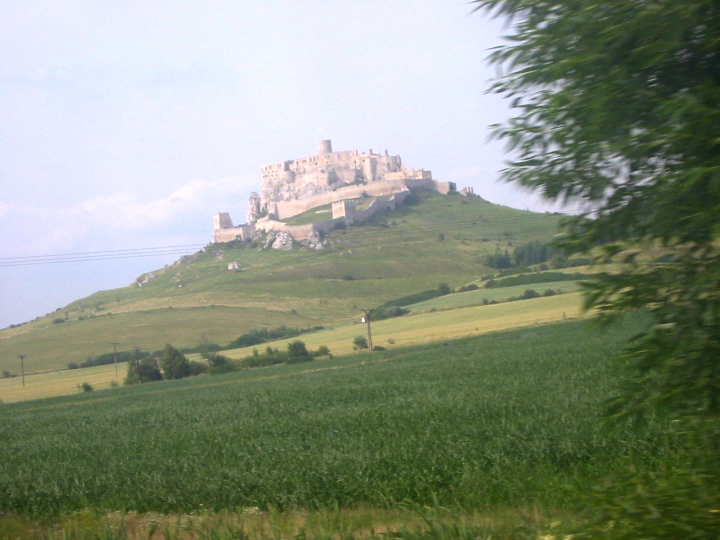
[212,140,461,245]
[258,140,423,218]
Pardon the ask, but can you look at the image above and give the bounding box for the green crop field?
[0,292,585,403]
[0,317,677,538]
[407,281,582,313]
[0,193,566,374]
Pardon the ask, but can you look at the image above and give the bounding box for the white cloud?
[0,176,252,257]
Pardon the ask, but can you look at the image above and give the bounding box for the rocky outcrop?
[300,231,328,250]
[263,231,294,250]
[272,231,294,250]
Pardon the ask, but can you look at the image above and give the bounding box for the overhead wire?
[0,212,567,267]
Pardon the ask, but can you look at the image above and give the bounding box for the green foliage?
[353,336,368,350]
[286,340,312,363]
[372,283,455,316]
[78,350,139,369]
[485,271,588,289]
[203,352,236,374]
[78,382,93,393]
[314,345,331,357]
[227,325,322,349]
[369,305,409,321]
[474,0,720,533]
[158,344,191,380]
[485,247,512,269]
[124,355,162,385]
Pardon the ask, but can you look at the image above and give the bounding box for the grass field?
[0,317,675,538]
[0,292,584,403]
[0,193,566,373]
[407,280,581,312]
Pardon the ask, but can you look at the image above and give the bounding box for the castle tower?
[318,139,332,155]
[214,212,233,230]
[246,192,261,224]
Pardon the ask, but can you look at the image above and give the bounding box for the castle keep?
[213,140,466,246]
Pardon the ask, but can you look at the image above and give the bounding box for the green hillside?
[0,192,565,373]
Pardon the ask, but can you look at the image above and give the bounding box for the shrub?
[353,336,369,350]
[315,345,331,357]
[124,357,162,385]
[52,318,65,324]
[287,340,312,363]
[187,360,208,376]
[522,289,540,299]
[158,344,191,380]
[204,352,236,374]
[437,283,451,295]
[78,382,93,393]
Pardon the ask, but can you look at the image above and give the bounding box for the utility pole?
[111,342,119,377]
[18,355,26,387]
[361,309,374,351]
[133,347,141,383]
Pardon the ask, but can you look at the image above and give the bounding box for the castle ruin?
[212,140,463,245]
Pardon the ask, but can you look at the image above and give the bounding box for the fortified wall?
[212,140,461,245]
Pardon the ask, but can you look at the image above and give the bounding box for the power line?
[0,211,565,267]
[0,243,206,267]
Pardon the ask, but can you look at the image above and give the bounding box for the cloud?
[0,176,252,256]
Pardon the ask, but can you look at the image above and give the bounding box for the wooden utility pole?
[361,309,374,351]
[18,355,26,387]
[133,347,141,383]
[111,342,119,377]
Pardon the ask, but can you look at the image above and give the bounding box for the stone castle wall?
[211,140,460,245]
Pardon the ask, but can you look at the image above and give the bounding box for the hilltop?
[0,192,565,373]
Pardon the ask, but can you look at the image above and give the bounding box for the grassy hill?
[0,192,566,373]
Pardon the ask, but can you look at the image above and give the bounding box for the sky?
[0,0,564,329]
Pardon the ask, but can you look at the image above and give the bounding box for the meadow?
[0,317,675,534]
[0,291,586,404]
[0,193,565,373]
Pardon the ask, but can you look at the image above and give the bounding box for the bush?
[158,344,191,380]
[437,283,451,295]
[78,382,93,393]
[522,289,540,299]
[204,352,236,374]
[287,340,312,363]
[314,345,331,357]
[370,305,409,321]
[52,318,65,324]
[353,336,369,350]
[124,357,162,385]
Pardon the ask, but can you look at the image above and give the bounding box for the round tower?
[318,139,333,154]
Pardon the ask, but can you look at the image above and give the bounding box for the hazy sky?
[0,1,560,329]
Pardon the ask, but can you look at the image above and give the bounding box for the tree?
[124,356,162,385]
[287,340,312,363]
[353,336,368,350]
[158,344,191,380]
[473,0,719,534]
[473,0,719,414]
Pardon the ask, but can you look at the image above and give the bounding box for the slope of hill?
[0,192,566,373]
